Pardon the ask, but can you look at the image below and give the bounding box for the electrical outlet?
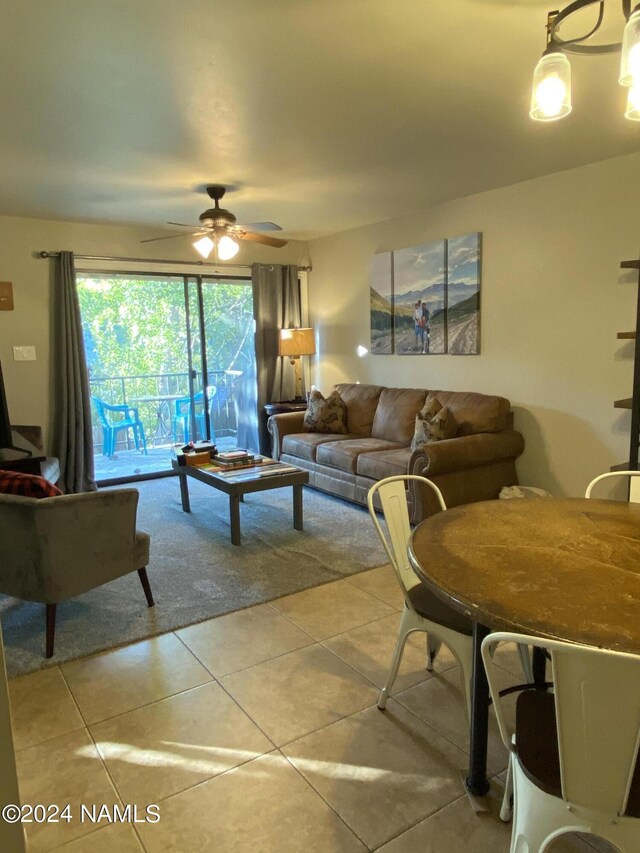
[13,345,36,361]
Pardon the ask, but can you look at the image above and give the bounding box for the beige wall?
[307,152,640,498]
[0,214,307,447]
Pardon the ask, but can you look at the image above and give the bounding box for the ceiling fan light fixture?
[193,235,215,259]
[620,7,640,85]
[530,51,572,121]
[217,235,240,260]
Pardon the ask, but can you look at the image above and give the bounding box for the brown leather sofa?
[267,383,524,522]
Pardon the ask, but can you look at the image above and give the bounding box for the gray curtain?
[52,252,96,493]
[248,264,301,455]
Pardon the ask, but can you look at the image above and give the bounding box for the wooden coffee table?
[171,458,309,545]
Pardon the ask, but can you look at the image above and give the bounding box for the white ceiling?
[1,0,638,240]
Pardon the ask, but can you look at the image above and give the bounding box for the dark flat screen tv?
[0,360,12,450]
[0,360,30,458]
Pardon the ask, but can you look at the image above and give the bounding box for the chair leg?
[138,421,148,455]
[379,606,421,710]
[426,635,442,671]
[45,604,57,658]
[138,568,155,607]
[500,753,514,822]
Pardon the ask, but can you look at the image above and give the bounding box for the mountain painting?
[393,239,446,355]
[370,251,393,354]
[446,232,481,355]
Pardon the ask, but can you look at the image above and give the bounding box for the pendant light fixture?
[530,1,640,122]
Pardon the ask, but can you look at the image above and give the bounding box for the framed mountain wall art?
[370,251,393,354]
[446,232,481,355]
[393,240,447,355]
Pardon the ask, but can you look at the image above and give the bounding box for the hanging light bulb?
[193,235,214,259]
[530,51,572,121]
[625,83,640,119]
[217,235,240,260]
[620,7,640,87]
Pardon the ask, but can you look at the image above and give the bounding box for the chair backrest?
[482,632,640,816]
[174,391,204,417]
[0,489,140,602]
[585,470,640,503]
[367,475,446,597]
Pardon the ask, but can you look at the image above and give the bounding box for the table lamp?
[279,327,316,401]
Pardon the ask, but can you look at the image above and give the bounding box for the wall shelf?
[612,258,640,472]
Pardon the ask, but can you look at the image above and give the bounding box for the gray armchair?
[0,488,153,657]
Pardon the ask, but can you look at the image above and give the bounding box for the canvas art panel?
[393,240,446,355]
[446,232,481,355]
[370,251,393,354]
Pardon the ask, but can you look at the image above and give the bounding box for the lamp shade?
[279,327,316,357]
[530,51,572,121]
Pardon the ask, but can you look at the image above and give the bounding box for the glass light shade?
[625,83,640,120]
[193,235,214,258]
[356,345,368,357]
[530,52,572,121]
[620,9,640,87]
[217,235,240,260]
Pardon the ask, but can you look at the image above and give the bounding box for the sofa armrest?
[409,430,525,477]
[267,412,306,459]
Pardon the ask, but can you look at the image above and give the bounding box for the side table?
[263,401,308,417]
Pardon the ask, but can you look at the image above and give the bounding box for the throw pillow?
[303,389,348,434]
[0,470,63,498]
[411,399,457,450]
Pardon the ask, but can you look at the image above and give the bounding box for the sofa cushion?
[371,387,428,444]
[411,399,457,450]
[0,471,62,498]
[303,389,348,434]
[426,390,511,436]
[356,447,412,480]
[333,383,384,437]
[282,432,357,463]
[317,438,403,474]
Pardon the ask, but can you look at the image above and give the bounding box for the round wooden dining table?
[408,496,640,798]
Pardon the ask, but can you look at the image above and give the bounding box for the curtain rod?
[37,251,311,272]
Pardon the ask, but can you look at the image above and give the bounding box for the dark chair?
[172,391,215,443]
[92,396,147,457]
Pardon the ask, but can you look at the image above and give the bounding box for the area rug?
[0,478,386,677]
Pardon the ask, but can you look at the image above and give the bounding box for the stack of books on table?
[221,461,301,482]
[210,450,258,469]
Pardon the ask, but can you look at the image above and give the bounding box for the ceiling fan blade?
[140,234,195,243]
[243,221,283,232]
[166,221,202,228]
[240,231,288,248]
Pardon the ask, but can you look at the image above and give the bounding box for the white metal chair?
[585,470,640,502]
[367,475,479,717]
[482,631,640,853]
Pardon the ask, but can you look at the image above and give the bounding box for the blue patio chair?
[172,391,215,444]
[92,396,148,457]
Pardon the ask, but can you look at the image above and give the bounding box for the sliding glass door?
[77,272,256,483]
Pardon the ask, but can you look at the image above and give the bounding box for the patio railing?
[89,370,240,454]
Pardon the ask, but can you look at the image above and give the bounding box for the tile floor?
[8,566,615,852]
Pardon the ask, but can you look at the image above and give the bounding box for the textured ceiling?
[1,0,638,239]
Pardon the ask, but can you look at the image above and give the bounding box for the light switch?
[13,346,36,361]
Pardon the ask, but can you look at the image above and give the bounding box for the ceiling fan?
[141,185,288,260]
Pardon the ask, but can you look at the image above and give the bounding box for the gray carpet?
[1,478,385,678]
